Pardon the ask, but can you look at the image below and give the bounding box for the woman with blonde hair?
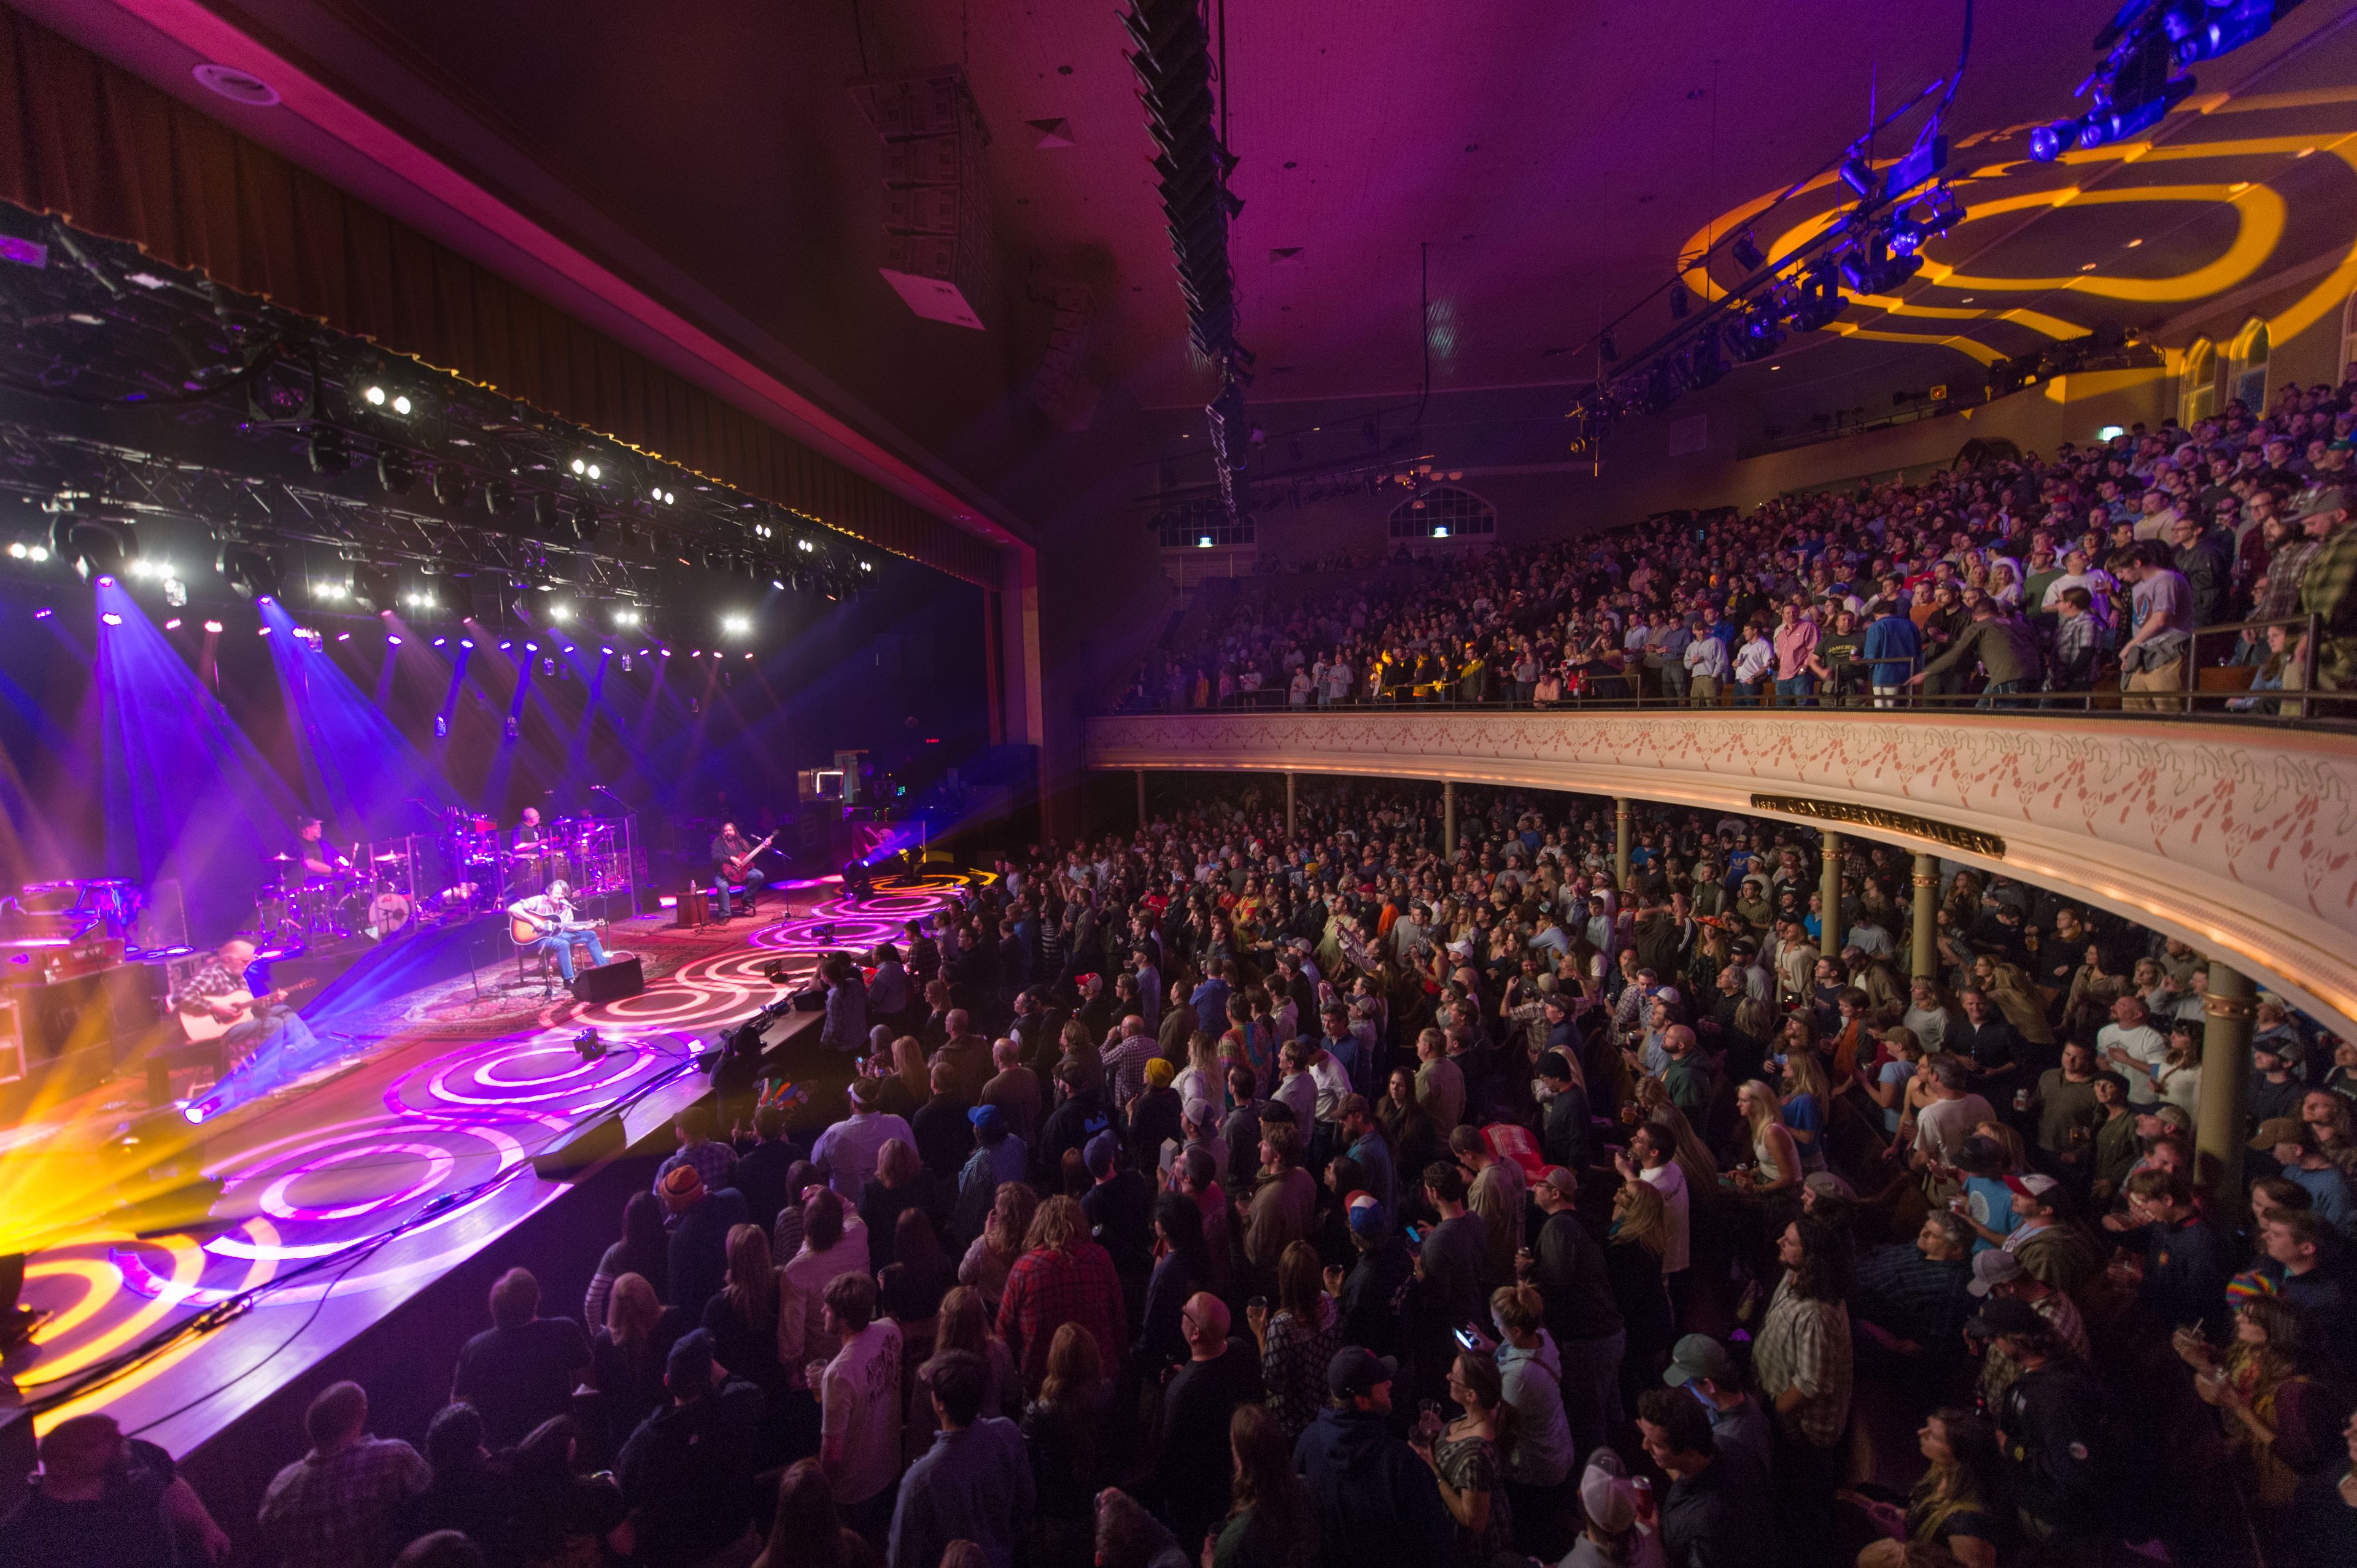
[959,1181,1040,1316]
[589,1271,684,1454]
[1973,956,2057,1048]
[1605,1180,1674,1399]
[1175,1029,1224,1111]
[1903,977,1957,1057]
[1733,1079,1803,1200]
[1477,1283,1574,1555]
[905,1283,1021,1460]
[1778,1047,1833,1173]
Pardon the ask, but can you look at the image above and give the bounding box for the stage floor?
[2,868,984,1450]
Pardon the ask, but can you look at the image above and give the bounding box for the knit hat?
[658,1163,705,1203]
[1144,1057,1177,1089]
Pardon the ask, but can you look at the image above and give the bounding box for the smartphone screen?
[1406,1224,1424,1243]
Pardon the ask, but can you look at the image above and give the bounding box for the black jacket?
[616,1376,764,1566]
[1292,1406,1450,1568]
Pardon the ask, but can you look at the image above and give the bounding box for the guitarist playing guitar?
[505,879,613,986]
[169,938,327,1063]
[707,821,775,924]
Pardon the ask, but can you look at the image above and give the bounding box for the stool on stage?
[516,924,607,1000]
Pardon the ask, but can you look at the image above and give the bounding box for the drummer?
[513,806,567,894]
[289,816,349,883]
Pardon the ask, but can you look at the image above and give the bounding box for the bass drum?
[368,891,413,938]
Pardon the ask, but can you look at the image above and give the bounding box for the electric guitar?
[512,908,598,947]
[719,832,776,880]
[178,978,321,1043]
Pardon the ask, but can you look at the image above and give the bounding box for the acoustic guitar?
[178,978,321,1043]
[511,910,598,948]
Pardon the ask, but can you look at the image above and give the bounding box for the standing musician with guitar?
[169,938,324,1067]
[707,821,775,924]
[506,879,613,985]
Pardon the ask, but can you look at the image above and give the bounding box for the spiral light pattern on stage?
[9,871,988,1429]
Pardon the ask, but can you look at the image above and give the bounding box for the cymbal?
[267,852,295,862]
[373,852,406,863]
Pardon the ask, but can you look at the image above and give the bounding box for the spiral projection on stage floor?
[9,871,988,1429]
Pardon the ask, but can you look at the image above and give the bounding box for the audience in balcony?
[1123,377,2357,714]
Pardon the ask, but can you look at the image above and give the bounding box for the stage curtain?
[0,6,998,585]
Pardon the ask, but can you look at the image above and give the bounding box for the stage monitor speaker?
[570,956,644,1005]
[530,1114,627,1180]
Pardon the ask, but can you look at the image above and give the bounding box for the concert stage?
[1,868,986,1464]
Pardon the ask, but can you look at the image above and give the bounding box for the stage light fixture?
[721,614,751,636]
[203,619,223,633]
[1838,156,1877,199]
[393,394,414,416]
[50,514,137,580]
[33,608,52,620]
[1732,233,1766,272]
[433,714,448,736]
[101,611,122,625]
[483,478,516,520]
[306,425,354,476]
[570,457,603,481]
[217,541,283,601]
[363,384,387,406]
[432,466,469,509]
[530,492,561,539]
[859,560,873,573]
[570,500,601,542]
[376,449,415,495]
[351,561,399,612]
[388,634,403,646]
[164,617,181,629]
[549,601,572,622]
[796,538,817,554]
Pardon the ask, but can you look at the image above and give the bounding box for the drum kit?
[254,835,429,946]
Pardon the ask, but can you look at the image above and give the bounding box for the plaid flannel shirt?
[257,1437,430,1568]
[996,1238,1128,1388]
[1752,1275,1853,1448]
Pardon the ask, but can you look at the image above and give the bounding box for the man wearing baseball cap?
[2251,1116,2357,1237]
[1994,1172,2099,1298]
[1660,1334,1773,1480]
[1293,1346,1449,1568]
[1964,1250,2091,1415]
[1967,1299,2107,1542]
[2289,484,2356,695]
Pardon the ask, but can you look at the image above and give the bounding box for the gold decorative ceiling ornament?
[1748,794,2007,860]
[1674,86,2357,368]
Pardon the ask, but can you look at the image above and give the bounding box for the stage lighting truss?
[2029,1,2291,163]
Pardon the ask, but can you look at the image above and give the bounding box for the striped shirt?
[1753,1275,1853,1448]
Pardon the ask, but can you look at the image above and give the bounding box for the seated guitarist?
[708,821,768,923]
[169,937,322,1067]
[506,879,611,984]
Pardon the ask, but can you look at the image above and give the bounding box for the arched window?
[2228,317,2270,412]
[1387,485,1496,539]
[2180,337,2216,427]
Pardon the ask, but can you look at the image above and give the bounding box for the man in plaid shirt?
[651,1105,739,1197]
[2293,485,2356,688]
[257,1383,427,1568]
[1751,1218,1854,1547]
[1099,1014,1161,1108]
[995,1193,1128,1392]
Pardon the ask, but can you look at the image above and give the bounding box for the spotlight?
[163,576,188,607]
[164,617,181,629]
[216,541,283,601]
[858,560,873,573]
[203,619,223,633]
[503,715,520,740]
[549,602,572,622]
[484,478,516,520]
[376,449,416,495]
[1838,155,1877,199]
[352,560,399,612]
[308,425,354,476]
[387,634,403,645]
[721,614,751,636]
[392,394,413,417]
[6,541,23,558]
[532,492,562,538]
[363,385,387,406]
[572,1026,606,1061]
[33,608,52,620]
[570,457,602,481]
[570,500,601,543]
[101,611,122,626]
[432,466,469,509]
[433,714,448,737]
[50,515,136,580]
[459,638,475,649]
[1732,233,1766,272]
